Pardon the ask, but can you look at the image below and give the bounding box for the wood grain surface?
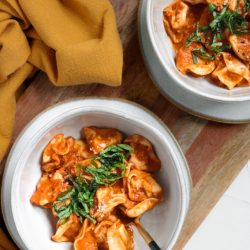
[1,0,249,249]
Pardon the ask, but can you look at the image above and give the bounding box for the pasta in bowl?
[30,127,163,249]
[163,0,250,90]
[1,98,191,250]
[139,0,250,103]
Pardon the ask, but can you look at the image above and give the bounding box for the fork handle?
[134,222,161,250]
[148,240,161,250]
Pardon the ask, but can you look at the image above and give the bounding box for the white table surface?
[184,162,250,250]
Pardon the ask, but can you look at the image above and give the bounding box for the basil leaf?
[185,3,249,59]
[53,143,132,224]
[191,48,215,64]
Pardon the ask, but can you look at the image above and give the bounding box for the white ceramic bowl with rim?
[1,98,191,250]
[139,0,250,123]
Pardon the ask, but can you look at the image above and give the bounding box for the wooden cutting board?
[1,1,250,249]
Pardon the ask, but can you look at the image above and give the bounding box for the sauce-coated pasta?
[163,0,250,89]
[30,127,163,250]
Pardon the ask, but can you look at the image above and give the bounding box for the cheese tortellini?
[212,52,250,89]
[31,127,163,250]
[163,0,250,89]
[163,1,195,43]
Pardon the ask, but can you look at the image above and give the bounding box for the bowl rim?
[1,97,192,250]
[143,0,250,103]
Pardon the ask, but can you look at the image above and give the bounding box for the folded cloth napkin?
[0,0,123,161]
[0,0,122,245]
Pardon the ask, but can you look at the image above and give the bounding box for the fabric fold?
[0,0,123,161]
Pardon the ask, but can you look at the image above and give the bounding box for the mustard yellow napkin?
[0,0,122,246]
[0,0,123,161]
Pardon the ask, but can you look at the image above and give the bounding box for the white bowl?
[139,0,250,123]
[1,98,191,250]
[141,0,250,102]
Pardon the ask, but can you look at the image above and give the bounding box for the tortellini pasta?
[127,170,162,202]
[30,168,69,207]
[212,52,250,89]
[74,219,98,250]
[52,214,82,242]
[229,35,250,62]
[124,135,161,172]
[107,221,133,250]
[94,220,115,249]
[176,43,216,75]
[163,0,250,89]
[84,127,123,154]
[124,198,160,218]
[42,134,92,172]
[94,184,127,218]
[163,1,195,43]
[31,128,163,250]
